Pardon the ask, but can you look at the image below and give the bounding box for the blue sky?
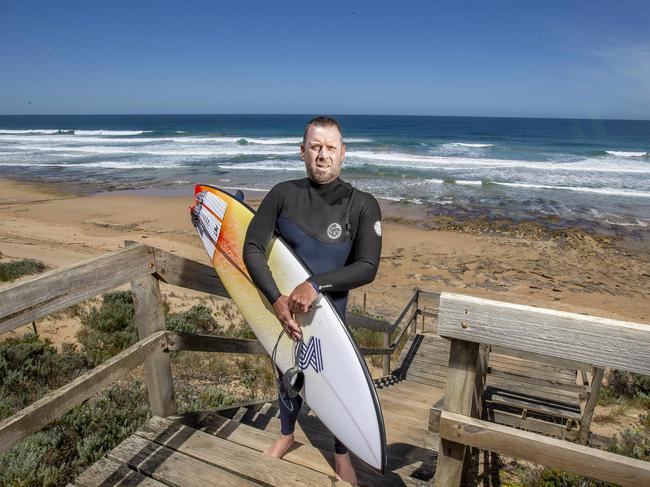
[1,0,649,119]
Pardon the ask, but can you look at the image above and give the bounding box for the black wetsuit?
[243,177,382,452]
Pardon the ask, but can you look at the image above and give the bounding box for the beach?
[2,177,648,343]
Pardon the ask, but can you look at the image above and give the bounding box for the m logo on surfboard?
[298,336,324,373]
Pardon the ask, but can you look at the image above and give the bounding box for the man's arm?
[243,187,301,339]
[243,188,283,304]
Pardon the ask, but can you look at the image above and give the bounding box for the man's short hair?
[302,116,343,144]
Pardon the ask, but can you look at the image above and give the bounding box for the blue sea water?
[0,114,649,229]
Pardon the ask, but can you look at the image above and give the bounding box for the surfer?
[243,116,382,484]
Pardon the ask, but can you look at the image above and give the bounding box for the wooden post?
[411,289,419,334]
[579,367,605,444]
[383,331,390,376]
[434,338,480,487]
[363,293,367,313]
[131,273,177,417]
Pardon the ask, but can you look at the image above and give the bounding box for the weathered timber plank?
[488,369,585,396]
[487,409,579,441]
[360,346,392,356]
[131,273,176,417]
[166,331,267,354]
[0,331,165,454]
[107,434,258,486]
[389,381,446,400]
[0,244,155,333]
[186,413,424,487]
[152,247,229,297]
[491,345,590,371]
[438,411,650,487]
[347,312,393,332]
[486,377,580,403]
[579,367,605,444]
[433,339,479,487]
[438,293,650,374]
[486,393,581,421]
[74,456,166,487]
[489,360,578,384]
[490,354,577,376]
[417,290,441,300]
[404,376,448,389]
[490,355,578,379]
[137,416,350,487]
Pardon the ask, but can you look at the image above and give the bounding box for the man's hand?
[273,295,301,340]
[288,280,318,314]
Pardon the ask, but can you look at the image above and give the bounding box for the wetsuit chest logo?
[327,222,342,240]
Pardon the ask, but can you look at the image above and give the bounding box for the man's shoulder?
[346,182,379,209]
[265,178,308,199]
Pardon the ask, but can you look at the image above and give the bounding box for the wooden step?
[486,390,582,421]
[189,411,432,486]
[133,416,352,486]
[486,377,580,403]
[73,457,166,487]
[107,434,258,486]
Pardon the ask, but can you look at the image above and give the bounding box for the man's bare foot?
[263,433,295,458]
[335,452,358,485]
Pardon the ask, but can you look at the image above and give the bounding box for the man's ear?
[300,144,305,160]
[341,144,346,162]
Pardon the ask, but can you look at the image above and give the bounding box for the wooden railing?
[431,293,650,487]
[0,243,419,455]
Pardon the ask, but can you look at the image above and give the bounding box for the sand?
[1,177,648,342]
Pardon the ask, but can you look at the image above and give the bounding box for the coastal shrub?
[538,469,606,486]
[174,381,236,413]
[76,291,137,366]
[165,304,222,334]
[608,423,650,461]
[0,258,46,281]
[606,370,650,398]
[0,379,149,487]
[0,334,91,420]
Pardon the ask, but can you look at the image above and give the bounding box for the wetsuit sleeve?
[310,195,382,292]
[243,188,283,304]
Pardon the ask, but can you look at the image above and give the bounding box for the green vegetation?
[0,291,275,486]
[76,291,137,365]
[0,258,46,282]
[0,334,91,420]
[0,380,149,487]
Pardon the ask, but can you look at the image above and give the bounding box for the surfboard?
[190,184,386,472]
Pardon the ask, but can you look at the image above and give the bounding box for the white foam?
[444,143,494,148]
[492,181,650,198]
[455,180,483,186]
[0,129,63,134]
[345,151,650,174]
[0,129,151,136]
[218,160,303,171]
[74,130,152,136]
[605,150,647,157]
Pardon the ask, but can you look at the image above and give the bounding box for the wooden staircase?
[393,333,450,389]
[70,372,444,487]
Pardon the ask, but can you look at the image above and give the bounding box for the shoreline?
[5,174,648,249]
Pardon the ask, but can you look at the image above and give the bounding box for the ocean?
[0,114,648,230]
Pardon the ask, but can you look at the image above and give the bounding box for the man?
[243,116,382,484]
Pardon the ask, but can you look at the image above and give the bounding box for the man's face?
[301,124,346,185]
